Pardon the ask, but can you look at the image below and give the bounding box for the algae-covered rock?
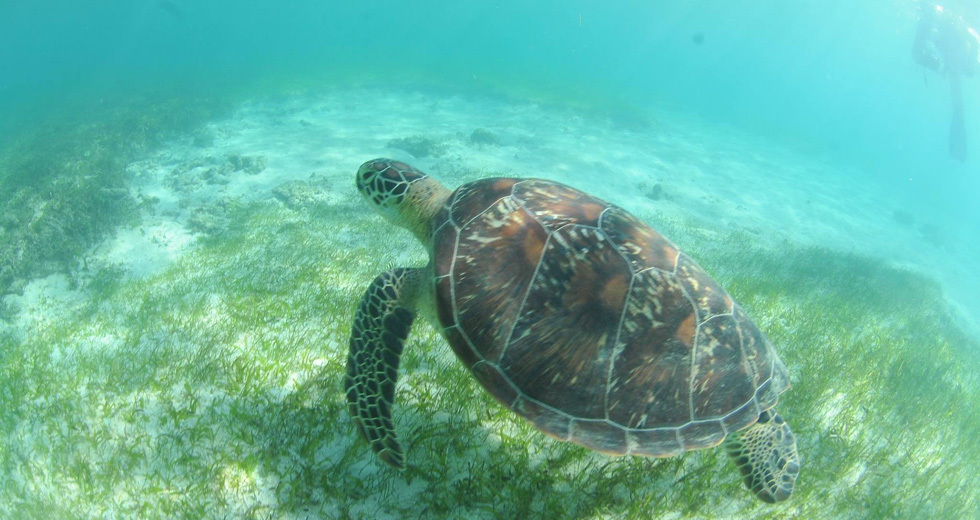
[227,154,267,175]
[387,135,446,158]
[188,197,241,236]
[272,175,331,209]
[168,157,236,193]
[470,128,499,146]
[637,181,669,201]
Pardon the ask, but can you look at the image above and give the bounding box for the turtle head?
[356,159,450,241]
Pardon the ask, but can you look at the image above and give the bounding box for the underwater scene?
[1,1,979,518]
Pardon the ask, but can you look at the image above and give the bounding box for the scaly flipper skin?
[345,267,422,469]
[724,410,800,503]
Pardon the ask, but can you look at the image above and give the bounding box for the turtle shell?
[430,178,789,457]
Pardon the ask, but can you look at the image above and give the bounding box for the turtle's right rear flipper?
[725,410,800,503]
[345,268,422,469]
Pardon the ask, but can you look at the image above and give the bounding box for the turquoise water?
[2,1,979,518]
[3,0,979,271]
[3,1,979,172]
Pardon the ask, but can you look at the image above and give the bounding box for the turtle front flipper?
[345,267,423,469]
[724,410,800,503]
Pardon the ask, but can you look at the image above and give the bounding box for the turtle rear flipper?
[724,410,800,503]
[345,267,422,469]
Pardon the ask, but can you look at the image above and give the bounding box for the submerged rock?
[387,135,446,158]
[273,175,331,209]
[169,154,267,193]
[187,197,241,236]
[227,154,267,175]
[638,181,669,201]
[470,128,499,146]
[168,157,230,193]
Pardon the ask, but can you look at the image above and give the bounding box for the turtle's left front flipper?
[345,267,423,469]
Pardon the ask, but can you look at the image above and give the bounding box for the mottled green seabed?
[1,93,979,520]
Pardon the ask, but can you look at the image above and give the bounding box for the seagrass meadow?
[1,96,978,517]
[4,0,980,517]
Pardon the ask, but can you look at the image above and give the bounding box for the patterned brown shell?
[430,178,789,457]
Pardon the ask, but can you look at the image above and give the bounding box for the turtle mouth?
[355,171,369,195]
[356,162,380,195]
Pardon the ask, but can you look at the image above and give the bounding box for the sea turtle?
[345,159,800,502]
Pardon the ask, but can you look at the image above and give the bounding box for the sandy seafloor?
[2,86,978,517]
[9,87,978,337]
